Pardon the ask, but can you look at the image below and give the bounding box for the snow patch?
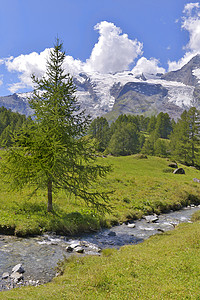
[192,69,200,83]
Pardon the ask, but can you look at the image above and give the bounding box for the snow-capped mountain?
[1,54,200,121]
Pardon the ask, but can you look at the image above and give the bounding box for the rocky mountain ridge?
[1,55,200,121]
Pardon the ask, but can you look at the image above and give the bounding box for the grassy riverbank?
[1,220,200,299]
[1,153,200,236]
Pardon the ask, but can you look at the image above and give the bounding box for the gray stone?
[168,162,178,168]
[2,272,9,279]
[66,241,81,252]
[74,246,84,253]
[10,272,23,282]
[173,168,185,174]
[66,245,73,252]
[144,214,159,223]
[127,223,136,228]
[12,264,25,274]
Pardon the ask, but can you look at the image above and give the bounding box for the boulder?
[2,272,9,279]
[144,214,158,223]
[12,264,25,274]
[10,272,24,283]
[66,246,74,252]
[74,247,84,253]
[66,242,80,252]
[127,223,136,228]
[173,168,185,174]
[168,162,178,168]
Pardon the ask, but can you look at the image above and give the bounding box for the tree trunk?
[47,180,53,212]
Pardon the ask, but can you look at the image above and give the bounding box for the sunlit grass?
[1,151,200,236]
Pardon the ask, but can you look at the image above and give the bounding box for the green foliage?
[88,117,110,152]
[141,131,158,155]
[154,139,168,157]
[170,107,200,166]
[0,106,28,147]
[89,112,173,157]
[108,122,140,156]
[0,40,111,212]
[154,112,172,138]
[147,115,157,133]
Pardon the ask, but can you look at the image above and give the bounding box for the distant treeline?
[0,106,30,147]
[1,105,200,167]
[89,107,200,167]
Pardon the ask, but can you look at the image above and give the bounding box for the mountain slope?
[1,54,200,121]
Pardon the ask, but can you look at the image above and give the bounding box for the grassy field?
[1,221,200,299]
[1,153,200,298]
[1,152,200,236]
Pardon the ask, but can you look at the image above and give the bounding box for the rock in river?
[144,214,159,223]
[12,264,25,274]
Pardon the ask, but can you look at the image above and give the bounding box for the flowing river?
[0,205,200,290]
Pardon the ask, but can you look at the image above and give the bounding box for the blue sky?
[0,0,199,96]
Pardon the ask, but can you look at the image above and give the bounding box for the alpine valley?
[1,54,200,121]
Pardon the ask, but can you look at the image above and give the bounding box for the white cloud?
[5,49,50,93]
[85,21,143,73]
[168,51,199,71]
[63,55,85,75]
[183,2,199,15]
[168,2,200,71]
[131,57,165,76]
[3,21,144,93]
[182,4,200,52]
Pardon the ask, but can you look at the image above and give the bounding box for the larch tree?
[170,107,200,166]
[1,39,111,212]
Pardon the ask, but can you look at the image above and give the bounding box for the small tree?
[1,39,111,212]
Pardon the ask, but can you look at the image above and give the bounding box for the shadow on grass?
[11,200,103,237]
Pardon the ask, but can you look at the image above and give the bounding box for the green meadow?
[1,153,200,298]
[1,152,200,236]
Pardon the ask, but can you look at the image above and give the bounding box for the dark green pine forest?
[89,107,200,167]
[1,105,200,169]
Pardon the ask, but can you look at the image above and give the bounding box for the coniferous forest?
[0,106,30,148]
[2,105,200,168]
[88,107,200,167]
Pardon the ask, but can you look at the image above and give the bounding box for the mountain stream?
[0,205,199,290]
